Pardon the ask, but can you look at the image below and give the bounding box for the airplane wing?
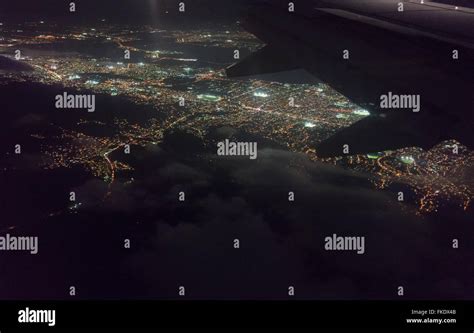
[226,0,474,157]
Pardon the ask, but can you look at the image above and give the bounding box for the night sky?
[0,0,252,24]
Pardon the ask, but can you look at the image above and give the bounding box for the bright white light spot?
[353,109,370,116]
[253,91,269,98]
[400,155,415,164]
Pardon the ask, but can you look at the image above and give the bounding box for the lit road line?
[32,64,62,81]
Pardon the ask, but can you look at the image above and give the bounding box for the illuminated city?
[1,21,472,214]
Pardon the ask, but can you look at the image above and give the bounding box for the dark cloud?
[97,146,474,299]
[2,132,472,300]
